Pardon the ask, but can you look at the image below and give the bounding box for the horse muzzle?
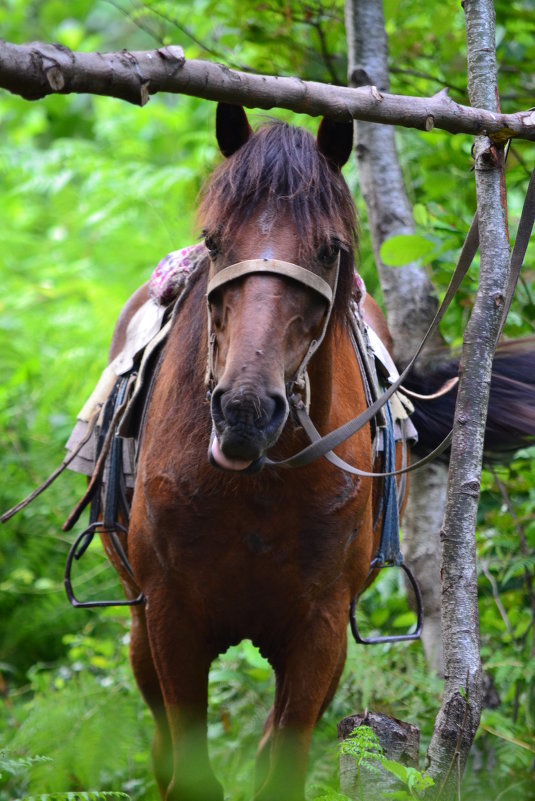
[208,385,288,472]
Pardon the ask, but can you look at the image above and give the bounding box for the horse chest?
[136,463,367,599]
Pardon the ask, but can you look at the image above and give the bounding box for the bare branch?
[1,40,535,141]
[309,10,343,85]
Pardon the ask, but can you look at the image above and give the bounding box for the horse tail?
[404,337,535,460]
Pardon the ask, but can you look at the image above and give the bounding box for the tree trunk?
[425,1,511,796]
[344,0,447,675]
[338,712,420,800]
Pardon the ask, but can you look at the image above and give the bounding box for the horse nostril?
[262,392,288,435]
[212,388,247,429]
[211,388,225,427]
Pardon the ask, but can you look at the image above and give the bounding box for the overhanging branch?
[1,39,535,142]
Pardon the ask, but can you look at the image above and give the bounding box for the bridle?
[205,254,340,412]
[204,252,449,479]
[204,239,465,482]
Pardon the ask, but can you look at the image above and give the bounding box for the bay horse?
[102,104,535,800]
[108,103,393,801]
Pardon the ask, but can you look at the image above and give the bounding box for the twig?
[480,560,515,638]
[107,0,166,46]
[390,66,467,96]
[309,10,342,85]
[137,0,254,72]
[489,465,535,657]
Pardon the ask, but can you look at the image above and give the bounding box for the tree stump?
[338,711,420,799]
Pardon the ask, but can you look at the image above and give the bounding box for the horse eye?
[318,241,341,267]
[204,234,220,259]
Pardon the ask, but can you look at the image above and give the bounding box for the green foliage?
[379,235,437,268]
[18,793,130,801]
[44,795,128,800]
[380,762,434,800]
[1,625,153,800]
[337,725,434,800]
[1,2,535,800]
[339,725,385,785]
[0,752,52,781]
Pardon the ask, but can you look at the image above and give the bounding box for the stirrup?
[349,561,423,645]
[64,521,145,608]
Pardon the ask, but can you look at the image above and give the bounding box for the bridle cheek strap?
[205,256,340,399]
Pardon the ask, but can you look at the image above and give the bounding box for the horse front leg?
[254,607,348,801]
[128,604,173,798]
[100,527,175,798]
[143,593,224,801]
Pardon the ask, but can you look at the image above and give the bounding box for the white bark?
[425,2,510,795]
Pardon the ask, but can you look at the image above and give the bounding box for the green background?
[1,2,534,799]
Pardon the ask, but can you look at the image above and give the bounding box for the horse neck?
[162,272,212,428]
[305,317,362,432]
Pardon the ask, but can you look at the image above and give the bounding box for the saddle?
[64,244,417,491]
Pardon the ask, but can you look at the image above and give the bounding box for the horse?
[103,103,400,801]
[100,103,535,801]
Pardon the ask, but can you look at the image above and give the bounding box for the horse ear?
[317,117,354,170]
[216,103,253,158]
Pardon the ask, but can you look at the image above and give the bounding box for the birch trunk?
[344,0,447,674]
[425,1,510,795]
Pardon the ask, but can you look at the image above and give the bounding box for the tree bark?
[345,0,447,675]
[425,2,510,796]
[338,712,420,800]
[1,39,535,141]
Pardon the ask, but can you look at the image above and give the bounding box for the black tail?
[405,337,535,460]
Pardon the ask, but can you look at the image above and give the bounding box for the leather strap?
[497,164,535,340]
[266,162,535,474]
[291,403,453,477]
[207,258,333,304]
[265,213,480,470]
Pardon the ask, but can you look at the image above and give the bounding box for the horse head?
[200,104,356,471]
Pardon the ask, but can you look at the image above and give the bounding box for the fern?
[8,671,150,795]
[0,752,52,778]
[338,726,434,800]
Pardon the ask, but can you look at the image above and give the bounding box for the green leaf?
[379,234,436,267]
[413,203,429,226]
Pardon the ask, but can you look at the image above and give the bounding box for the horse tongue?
[210,437,253,472]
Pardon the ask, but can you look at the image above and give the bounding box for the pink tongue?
[211,437,253,471]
